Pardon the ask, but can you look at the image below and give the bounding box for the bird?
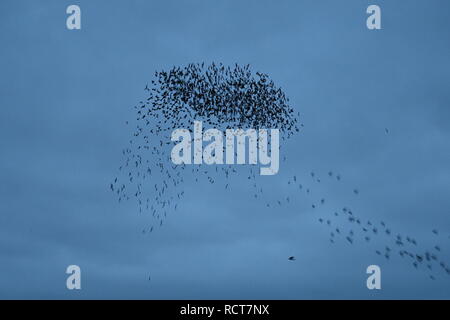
[288,256,296,261]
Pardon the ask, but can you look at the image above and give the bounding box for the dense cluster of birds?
[111,62,449,282]
[111,62,298,228]
[145,62,297,134]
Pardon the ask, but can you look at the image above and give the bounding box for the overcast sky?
[1,0,450,299]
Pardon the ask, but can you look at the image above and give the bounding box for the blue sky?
[0,0,450,299]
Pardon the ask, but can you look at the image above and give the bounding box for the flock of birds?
[111,62,297,228]
[111,62,449,282]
